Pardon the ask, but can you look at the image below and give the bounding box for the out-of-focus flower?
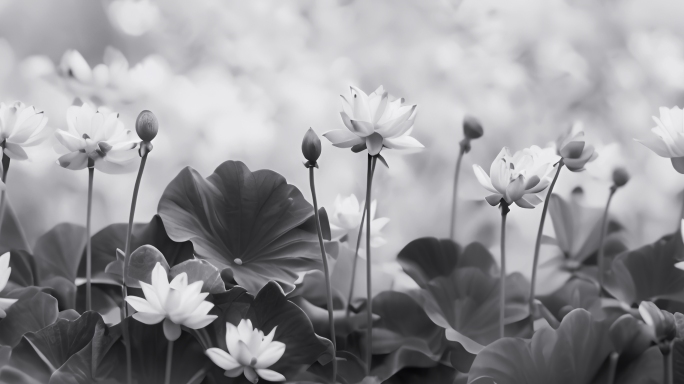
[473,146,559,208]
[638,301,676,342]
[556,123,598,172]
[0,101,51,160]
[323,86,423,156]
[636,106,684,173]
[125,263,217,341]
[205,319,286,382]
[107,0,160,37]
[301,128,321,165]
[463,116,484,140]
[612,167,630,187]
[329,194,389,248]
[55,103,139,174]
[0,252,17,318]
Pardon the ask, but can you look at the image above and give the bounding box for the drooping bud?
[135,110,158,142]
[463,116,484,140]
[612,167,630,187]
[302,128,321,166]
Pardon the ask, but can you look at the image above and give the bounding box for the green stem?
[529,162,563,313]
[607,351,618,384]
[365,155,377,375]
[86,167,94,312]
[598,186,617,295]
[165,339,174,384]
[664,343,672,384]
[449,146,465,240]
[499,203,509,339]
[309,166,337,382]
[122,152,147,384]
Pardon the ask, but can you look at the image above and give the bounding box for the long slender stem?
[122,153,147,384]
[499,204,509,339]
[0,143,10,237]
[529,162,563,312]
[309,166,337,382]
[86,167,94,311]
[165,339,174,384]
[449,147,465,240]
[345,161,377,321]
[597,186,616,295]
[365,155,377,375]
[607,352,619,384]
[664,343,672,384]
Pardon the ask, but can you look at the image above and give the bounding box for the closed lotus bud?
[302,128,321,164]
[612,167,630,187]
[463,116,483,140]
[135,110,158,142]
[639,301,677,342]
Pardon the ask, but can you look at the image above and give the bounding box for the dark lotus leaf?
[608,314,653,361]
[75,284,122,325]
[604,232,684,304]
[6,250,37,290]
[0,289,58,347]
[384,364,457,384]
[467,309,611,384]
[125,245,170,288]
[206,282,331,380]
[80,215,193,284]
[34,223,87,283]
[674,339,684,384]
[42,275,77,310]
[423,267,529,350]
[289,270,345,309]
[169,259,225,294]
[548,193,606,262]
[0,202,30,254]
[297,208,333,242]
[291,296,377,340]
[397,238,496,288]
[369,291,449,381]
[538,278,603,321]
[611,346,662,384]
[158,161,338,294]
[302,350,366,384]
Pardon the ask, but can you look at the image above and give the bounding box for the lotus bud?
[463,116,484,140]
[556,123,598,172]
[302,128,321,167]
[639,301,677,342]
[135,110,158,142]
[612,167,630,188]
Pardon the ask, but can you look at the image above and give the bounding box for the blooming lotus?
[55,103,139,173]
[637,106,684,173]
[323,86,423,156]
[0,252,17,318]
[329,194,389,249]
[125,262,218,340]
[556,123,598,172]
[0,101,51,160]
[473,146,559,208]
[205,319,286,383]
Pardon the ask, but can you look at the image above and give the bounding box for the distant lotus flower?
[205,319,286,383]
[323,86,423,156]
[329,194,389,248]
[556,123,598,172]
[0,101,51,160]
[0,252,17,318]
[125,262,218,341]
[55,103,138,174]
[473,146,559,208]
[637,106,684,173]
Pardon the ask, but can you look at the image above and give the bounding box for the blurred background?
[1,0,683,290]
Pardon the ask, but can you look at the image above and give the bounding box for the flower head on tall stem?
[556,123,598,172]
[636,106,684,173]
[323,85,423,155]
[206,320,286,383]
[451,115,483,240]
[597,167,629,295]
[0,101,51,160]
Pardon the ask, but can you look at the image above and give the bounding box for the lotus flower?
[205,319,286,383]
[323,86,423,155]
[54,103,139,174]
[124,262,218,340]
[556,123,598,172]
[636,106,684,172]
[0,101,51,160]
[0,252,17,318]
[329,194,389,249]
[473,146,559,208]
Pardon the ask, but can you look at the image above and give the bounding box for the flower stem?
[607,352,619,384]
[165,339,174,384]
[449,146,465,240]
[86,166,94,312]
[663,342,673,384]
[499,202,510,339]
[598,185,617,296]
[122,152,148,384]
[365,154,377,375]
[345,161,377,321]
[529,162,563,313]
[309,166,337,382]
[0,146,10,237]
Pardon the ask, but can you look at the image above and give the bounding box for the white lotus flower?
[636,106,684,173]
[0,252,17,318]
[473,146,559,208]
[54,103,139,174]
[205,319,286,383]
[0,101,51,160]
[323,86,423,155]
[125,262,218,340]
[329,194,389,249]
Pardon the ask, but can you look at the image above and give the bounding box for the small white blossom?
[0,101,51,160]
[329,194,389,249]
